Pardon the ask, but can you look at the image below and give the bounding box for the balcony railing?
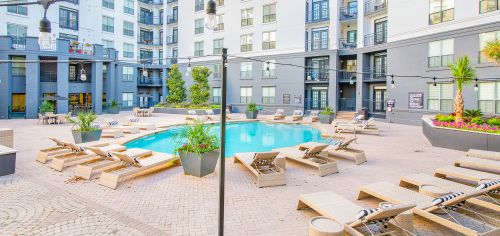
[339,38,357,50]
[169,58,178,64]
[362,68,386,81]
[40,41,57,51]
[10,36,26,50]
[69,74,92,83]
[139,0,163,5]
[363,33,387,47]
[338,98,356,111]
[306,13,329,23]
[305,38,330,51]
[167,36,178,44]
[139,16,163,25]
[337,71,357,82]
[40,72,57,82]
[167,0,177,3]
[364,0,387,16]
[138,78,163,86]
[339,6,358,21]
[69,43,95,55]
[305,69,330,82]
[167,14,178,24]
[138,38,162,46]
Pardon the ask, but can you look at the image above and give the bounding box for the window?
[159,50,163,64]
[194,41,204,56]
[195,0,204,12]
[428,83,453,111]
[195,18,204,34]
[7,24,27,48]
[347,30,357,43]
[213,38,224,55]
[102,39,114,49]
[240,87,252,104]
[263,4,276,23]
[312,28,329,50]
[213,64,222,80]
[310,0,329,21]
[102,0,114,9]
[240,34,253,52]
[215,14,224,31]
[480,0,499,13]
[429,0,454,25]
[262,87,276,104]
[60,8,79,30]
[478,82,500,114]
[262,60,276,78]
[428,39,454,67]
[212,87,221,103]
[102,16,114,33]
[122,92,134,107]
[241,8,253,27]
[262,31,276,50]
[123,67,134,81]
[240,62,252,79]
[479,30,500,63]
[7,0,27,15]
[60,33,78,42]
[11,56,26,77]
[124,0,134,14]
[215,0,224,7]
[123,43,134,58]
[123,21,134,36]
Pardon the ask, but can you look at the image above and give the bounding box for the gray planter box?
[107,106,120,114]
[246,110,258,119]
[179,150,220,177]
[72,130,102,144]
[319,114,335,124]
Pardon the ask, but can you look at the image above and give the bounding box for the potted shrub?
[107,100,120,114]
[68,112,102,143]
[39,100,55,115]
[245,103,259,119]
[174,121,220,177]
[319,107,335,124]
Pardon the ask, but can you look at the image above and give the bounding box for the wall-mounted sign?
[386,99,395,112]
[408,92,424,109]
[283,94,290,104]
[294,95,302,104]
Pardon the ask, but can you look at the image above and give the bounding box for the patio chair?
[434,166,499,185]
[146,107,154,117]
[309,110,320,122]
[454,157,500,174]
[273,109,285,120]
[36,137,108,164]
[76,146,151,180]
[234,151,285,188]
[185,110,199,121]
[357,182,500,236]
[99,151,180,189]
[205,109,219,121]
[399,173,500,212]
[274,142,338,176]
[50,142,110,171]
[325,137,367,165]
[133,107,141,117]
[291,110,304,121]
[122,117,156,130]
[467,149,500,161]
[100,127,125,138]
[297,191,416,235]
[38,113,48,125]
[103,118,140,134]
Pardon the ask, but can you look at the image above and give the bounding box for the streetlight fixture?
[186,57,192,76]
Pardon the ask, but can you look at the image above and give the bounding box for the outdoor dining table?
[44,114,67,124]
[137,108,149,117]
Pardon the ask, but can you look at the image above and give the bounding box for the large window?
[194,41,204,56]
[311,28,329,50]
[11,56,26,77]
[310,0,329,21]
[123,21,134,37]
[263,4,276,23]
[262,31,276,50]
[102,0,114,9]
[480,0,499,13]
[124,0,134,14]
[478,82,500,114]
[479,30,500,63]
[240,87,252,104]
[262,60,276,78]
[195,0,204,12]
[7,24,27,48]
[123,43,134,58]
[60,8,79,30]
[213,64,222,80]
[240,62,253,79]
[428,83,453,111]
[123,67,134,81]
[241,8,253,27]
[195,18,204,34]
[102,39,114,49]
[122,92,134,107]
[215,15,224,31]
[213,38,224,55]
[262,86,276,104]
[240,34,253,52]
[429,0,454,25]
[212,87,221,103]
[7,0,27,15]
[428,39,454,67]
[102,16,114,33]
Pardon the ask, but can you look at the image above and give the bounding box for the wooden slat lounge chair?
[324,137,367,165]
[103,119,140,134]
[309,110,319,122]
[76,147,152,180]
[50,142,113,171]
[400,173,500,212]
[99,151,179,189]
[291,110,304,121]
[454,157,500,174]
[297,191,416,235]
[123,117,156,130]
[274,142,338,176]
[273,109,285,120]
[358,182,500,236]
[467,149,500,161]
[205,109,219,121]
[434,166,500,185]
[101,128,125,138]
[36,137,108,164]
[234,151,285,188]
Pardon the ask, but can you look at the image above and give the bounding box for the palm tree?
[482,40,500,64]
[449,56,476,123]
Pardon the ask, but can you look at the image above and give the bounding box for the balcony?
[166,36,178,45]
[139,16,163,25]
[305,38,329,52]
[40,72,57,82]
[305,69,329,82]
[339,6,358,21]
[10,36,26,50]
[362,68,386,81]
[363,33,387,47]
[364,0,388,16]
[138,0,163,5]
[69,43,95,55]
[306,13,329,24]
[138,78,163,86]
[338,98,356,111]
[167,15,178,24]
[169,58,178,64]
[337,71,357,83]
[339,38,357,50]
[138,38,162,46]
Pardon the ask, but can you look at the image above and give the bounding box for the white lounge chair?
[467,149,500,161]
[309,110,320,122]
[122,117,156,130]
[36,137,108,164]
[434,166,499,185]
[234,151,285,187]
[325,137,367,165]
[274,142,338,176]
[103,119,140,134]
[454,157,500,174]
[291,110,304,121]
[273,109,285,120]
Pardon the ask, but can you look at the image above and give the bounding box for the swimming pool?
[125,122,329,157]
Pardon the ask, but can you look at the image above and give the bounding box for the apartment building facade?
[178,0,500,125]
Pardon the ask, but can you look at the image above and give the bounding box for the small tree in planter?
[190,66,211,105]
[167,64,187,104]
[40,100,55,114]
[174,121,220,177]
[449,56,476,123]
[68,112,102,143]
[245,103,259,119]
[319,107,335,124]
[107,100,120,114]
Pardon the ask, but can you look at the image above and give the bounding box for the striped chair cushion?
[431,192,465,206]
[129,118,140,123]
[475,180,500,191]
[107,120,119,126]
[356,207,381,220]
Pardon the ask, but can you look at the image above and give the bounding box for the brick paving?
[0,112,467,235]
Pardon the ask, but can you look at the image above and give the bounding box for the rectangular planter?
[0,145,16,176]
[72,130,103,144]
[179,150,220,177]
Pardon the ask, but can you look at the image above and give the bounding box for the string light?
[474,78,479,92]
[266,61,270,72]
[80,64,87,82]
[349,75,355,85]
[390,74,395,89]
[433,77,437,87]
[142,62,148,77]
[186,57,192,76]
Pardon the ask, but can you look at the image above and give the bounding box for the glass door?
[374,18,387,44]
[373,89,386,112]
[374,53,387,77]
[311,87,328,110]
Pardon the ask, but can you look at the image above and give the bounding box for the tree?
[483,40,500,64]
[189,66,211,105]
[449,56,476,123]
[166,64,186,104]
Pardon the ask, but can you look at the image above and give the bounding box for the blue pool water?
[125,122,329,157]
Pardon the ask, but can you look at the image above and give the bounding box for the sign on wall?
[408,92,424,109]
[294,95,302,104]
[386,99,395,112]
[283,94,290,104]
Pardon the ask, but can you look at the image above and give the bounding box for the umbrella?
[41,95,68,101]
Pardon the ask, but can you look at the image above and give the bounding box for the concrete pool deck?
[0,112,465,235]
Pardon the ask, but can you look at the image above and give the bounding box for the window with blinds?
[478,82,500,114]
[428,83,453,111]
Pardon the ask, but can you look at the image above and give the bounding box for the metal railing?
[167,35,178,44]
[339,6,358,21]
[362,68,386,81]
[69,43,95,55]
[338,38,357,50]
[139,0,163,5]
[139,16,163,25]
[306,12,329,23]
[305,69,330,82]
[10,36,26,50]
[304,98,328,110]
[337,71,357,82]
[138,78,163,86]
[338,98,356,111]
[167,14,178,24]
[362,99,387,116]
[40,72,57,82]
[363,33,387,47]
[364,0,388,16]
